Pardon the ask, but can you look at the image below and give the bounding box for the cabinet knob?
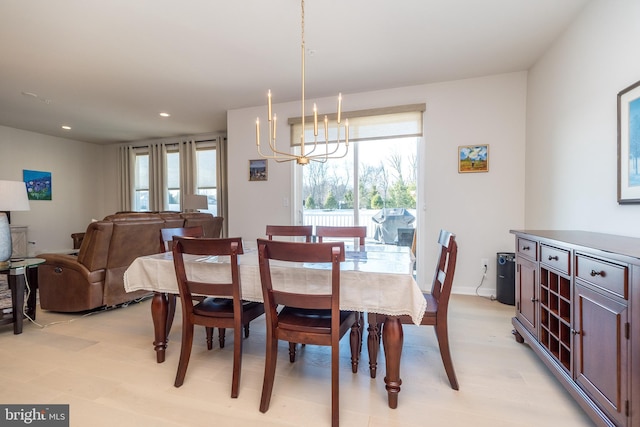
[522,246,530,251]
[590,269,604,277]
[571,329,581,335]
[530,298,538,303]
[548,255,559,261]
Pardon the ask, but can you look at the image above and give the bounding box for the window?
[129,137,221,214]
[300,138,418,240]
[293,105,424,245]
[195,147,217,214]
[166,151,180,211]
[134,153,149,211]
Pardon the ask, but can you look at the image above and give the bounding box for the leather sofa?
[37,212,223,312]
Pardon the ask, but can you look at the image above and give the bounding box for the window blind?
[289,103,425,146]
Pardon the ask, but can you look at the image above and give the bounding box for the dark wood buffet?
[511,230,640,427]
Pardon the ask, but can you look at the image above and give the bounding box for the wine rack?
[539,266,572,372]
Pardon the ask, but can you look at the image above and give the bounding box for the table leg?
[9,267,25,335]
[151,292,169,363]
[367,313,381,378]
[382,316,403,409]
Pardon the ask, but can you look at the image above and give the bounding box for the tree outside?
[302,138,417,211]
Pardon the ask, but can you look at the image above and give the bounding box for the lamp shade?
[183,194,208,211]
[0,180,30,211]
[0,180,30,266]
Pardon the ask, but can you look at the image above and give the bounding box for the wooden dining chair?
[160,225,204,252]
[159,226,205,334]
[368,229,459,390]
[265,225,313,242]
[257,238,360,427]
[316,225,367,246]
[316,225,368,352]
[172,237,265,397]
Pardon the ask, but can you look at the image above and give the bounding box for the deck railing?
[302,209,415,242]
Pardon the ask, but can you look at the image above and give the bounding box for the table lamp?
[183,194,208,212]
[0,180,30,268]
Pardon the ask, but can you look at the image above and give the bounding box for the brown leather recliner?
[38,212,223,312]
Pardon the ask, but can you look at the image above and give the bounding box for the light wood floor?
[0,294,594,426]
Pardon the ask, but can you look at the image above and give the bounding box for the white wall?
[6,2,635,297]
[526,1,640,234]
[228,72,527,295]
[0,126,108,254]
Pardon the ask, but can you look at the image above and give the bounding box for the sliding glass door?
[298,136,418,245]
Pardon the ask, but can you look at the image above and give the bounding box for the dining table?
[124,242,425,409]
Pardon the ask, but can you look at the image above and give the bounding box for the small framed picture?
[458,145,489,173]
[249,159,268,181]
[23,169,53,200]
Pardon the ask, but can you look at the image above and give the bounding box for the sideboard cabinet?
[511,230,639,427]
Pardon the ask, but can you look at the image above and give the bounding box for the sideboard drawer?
[517,238,537,261]
[540,244,570,275]
[575,254,628,299]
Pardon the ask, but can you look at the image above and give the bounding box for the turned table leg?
[382,316,403,409]
[367,313,381,378]
[151,292,169,363]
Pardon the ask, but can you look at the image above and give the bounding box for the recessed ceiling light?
[61,125,71,130]
[159,112,170,117]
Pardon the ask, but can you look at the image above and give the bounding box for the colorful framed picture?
[458,145,489,173]
[249,159,268,181]
[617,79,640,203]
[23,169,52,200]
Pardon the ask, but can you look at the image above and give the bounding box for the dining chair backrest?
[159,226,204,252]
[430,229,457,307]
[257,238,345,312]
[316,226,366,246]
[172,236,244,308]
[265,225,313,242]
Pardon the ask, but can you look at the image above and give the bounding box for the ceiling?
[0,0,590,145]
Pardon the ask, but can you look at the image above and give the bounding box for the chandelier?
[255,0,349,165]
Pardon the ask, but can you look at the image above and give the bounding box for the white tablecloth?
[124,247,425,325]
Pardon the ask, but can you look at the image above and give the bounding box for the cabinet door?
[516,256,537,336]
[574,282,628,426]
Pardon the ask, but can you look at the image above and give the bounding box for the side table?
[0,258,44,334]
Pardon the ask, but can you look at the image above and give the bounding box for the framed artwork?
[458,145,489,173]
[617,79,640,203]
[23,169,52,200]
[249,159,268,181]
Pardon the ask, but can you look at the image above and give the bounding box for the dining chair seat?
[278,307,354,334]
[193,298,263,317]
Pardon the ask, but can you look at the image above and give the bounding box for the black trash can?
[496,252,515,305]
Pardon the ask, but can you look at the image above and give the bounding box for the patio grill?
[372,208,415,244]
